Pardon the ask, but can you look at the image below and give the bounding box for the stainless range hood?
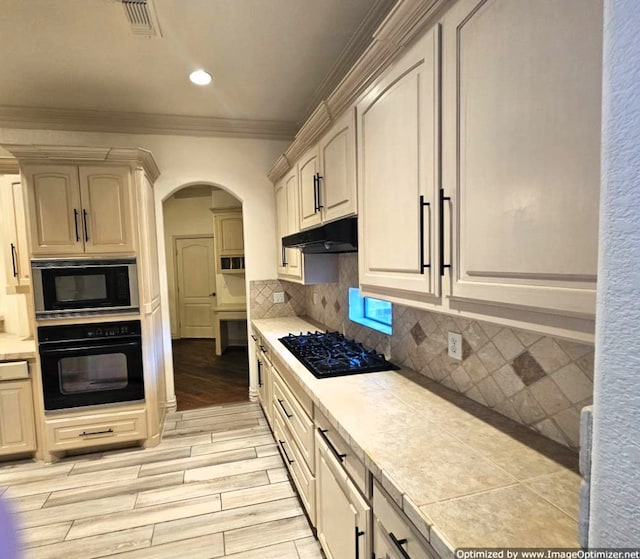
[282,217,357,254]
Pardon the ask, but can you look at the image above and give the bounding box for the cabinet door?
[442,0,602,316]
[0,175,30,289]
[319,109,357,224]
[25,165,83,255]
[216,212,244,256]
[275,179,289,277]
[299,148,322,230]
[284,172,302,278]
[79,166,134,254]
[0,380,36,456]
[316,431,371,559]
[357,26,441,300]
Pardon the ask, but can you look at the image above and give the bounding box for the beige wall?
[0,128,288,407]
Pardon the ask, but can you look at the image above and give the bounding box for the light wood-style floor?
[0,402,322,559]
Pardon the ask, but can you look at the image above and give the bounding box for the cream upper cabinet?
[24,164,134,256]
[275,169,302,280]
[214,210,244,256]
[357,25,441,301]
[0,175,30,291]
[441,0,602,317]
[300,110,357,231]
[299,147,321,230]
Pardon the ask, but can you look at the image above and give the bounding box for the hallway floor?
[0,401,321,559]
[172,339,249,411]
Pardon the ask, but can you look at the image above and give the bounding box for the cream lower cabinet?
[0,379,36,457]
[441,0,602,317]
[255,338,273,427]
[0,174,30,292]
[357,25,441,302]
[23,164,134,256]
[316,427,371,559]
[373,479,434,559]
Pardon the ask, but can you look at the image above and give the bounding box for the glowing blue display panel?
[348,287,392,335]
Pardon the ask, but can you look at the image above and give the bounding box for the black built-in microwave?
[32,258,139,320]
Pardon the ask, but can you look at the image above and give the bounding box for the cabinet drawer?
[0,361,29,381]
[315,407,367,496]
[374,479,434,559]
[272,369,315,472]
[270,351,312,415]
[46,408,147,451]
[273,410,315,525]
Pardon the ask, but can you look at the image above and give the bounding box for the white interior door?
[176,237,216,338]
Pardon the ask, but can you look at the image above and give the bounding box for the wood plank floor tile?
[5,465,141,498]
[25,526,154,559]
[0,462,74,485]
[190,434,275,457]
[20,493,137,529]
[184,454,283,483]
[220,481,295,510]
[44,472,185,508]
[223,515,313,555]
[222,541,300,559]
[111,533,224,559]
[18,521,72,549]
[255,444,278,457]
[138,447,257,478]
[70,448,191,475]
[267,467,290,483]
[180,402,260,421]
[135,471,269,509]
[208,425,270,443]
[162,418,261,438]
[175,411,264,430]
[5,492,49,513]
[66,494,222,540]
[295,536,325,559]
[152,497,303,546]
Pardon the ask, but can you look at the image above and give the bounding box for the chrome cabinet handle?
[79,428,114,437]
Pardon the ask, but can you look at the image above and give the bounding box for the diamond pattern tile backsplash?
[249,280,305,319]
[252,254,594,450]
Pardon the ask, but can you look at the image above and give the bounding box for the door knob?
[209,292,216,297]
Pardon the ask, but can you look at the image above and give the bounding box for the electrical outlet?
[448,332,463,360]
[273,291,285,304]
[312,293,319,306]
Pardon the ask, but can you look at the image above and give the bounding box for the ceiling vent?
[122,0,162,37]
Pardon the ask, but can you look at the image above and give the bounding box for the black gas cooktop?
[278,331,399,378]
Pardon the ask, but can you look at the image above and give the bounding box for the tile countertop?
[252,316,581,555]
[0,333,36,361]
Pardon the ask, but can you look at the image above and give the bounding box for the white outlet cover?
[273,291,285,304]
[448,332,463,360]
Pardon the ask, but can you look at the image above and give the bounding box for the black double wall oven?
[35,258,145,412]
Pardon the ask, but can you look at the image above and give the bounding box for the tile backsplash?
[251,254,594,450]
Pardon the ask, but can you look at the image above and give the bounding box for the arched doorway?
[162,184,249,410]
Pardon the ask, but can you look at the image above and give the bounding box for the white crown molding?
[0,157,20,174]
[268,0,453,184]
[267,154,292,184]
[0,105,297,142]
[1,144,161,183]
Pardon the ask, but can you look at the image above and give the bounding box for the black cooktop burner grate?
[278,331,399,378]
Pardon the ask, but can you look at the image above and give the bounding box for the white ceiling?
[0,0,392,130]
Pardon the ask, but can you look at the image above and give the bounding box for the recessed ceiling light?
[189,70,212,86]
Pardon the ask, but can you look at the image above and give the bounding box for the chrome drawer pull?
[79,428,114,437]
[389,532,411,559]
[277,398,293,419]
[318,427,346,462]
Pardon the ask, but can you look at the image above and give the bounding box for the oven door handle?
[39,341,140,355]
